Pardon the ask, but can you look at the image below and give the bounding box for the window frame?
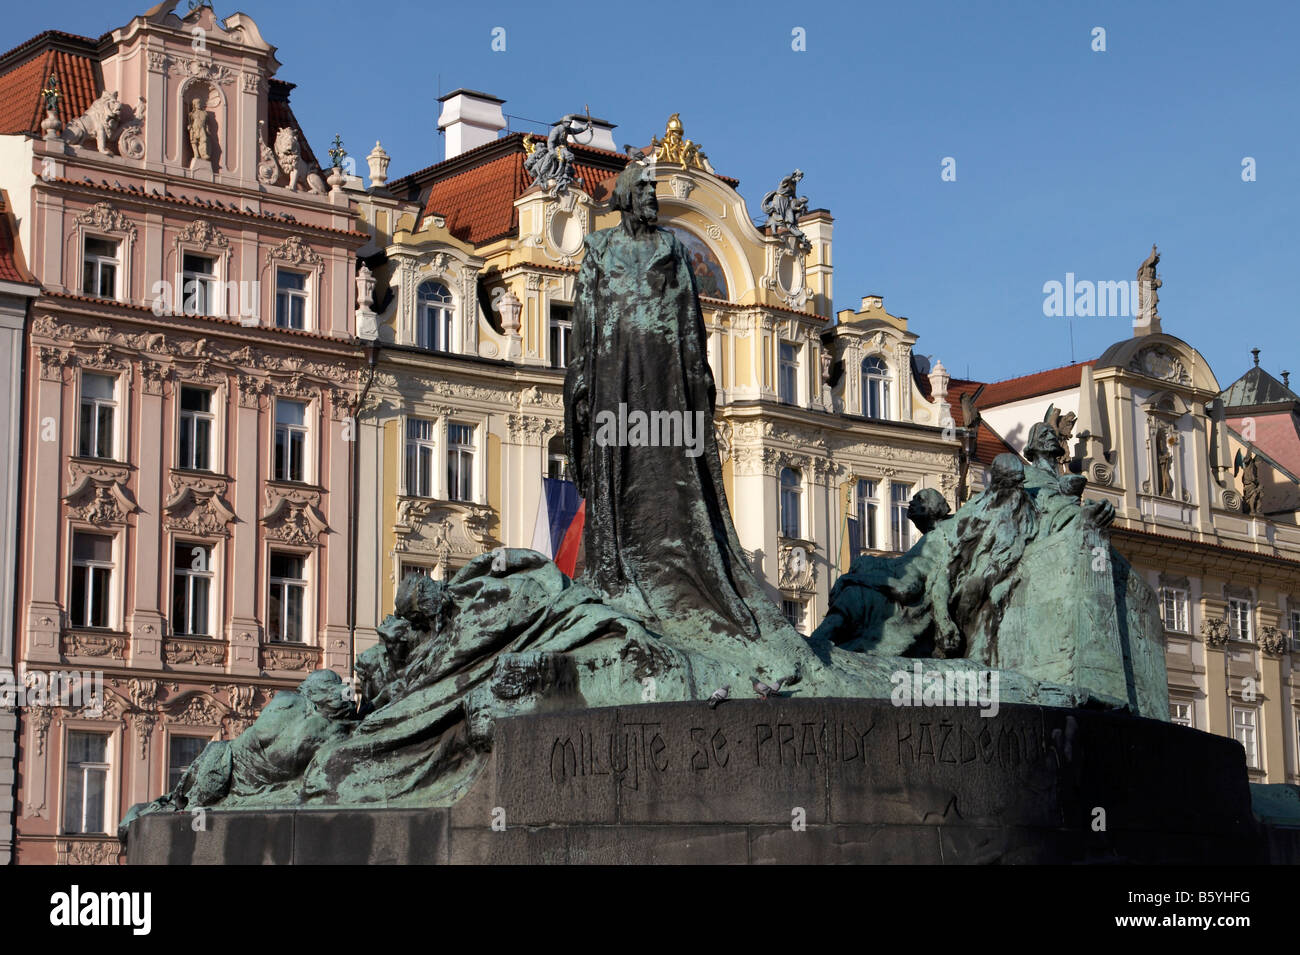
[416,281,456,353]
[60,726,114,836]
[69,530,115,630]
[267,549,310,644]
[781,597,807,634]
[78,371,119,461]
[180,251,220,317]
[777,341,800,405]
[171,539,215,637]
[890,482,913,552]
[1232,705,1259,770]
[1160,586,1189,633]
[862,355,891,419]
[779,467,802,540]
[446,421,476,503]
[273,398,312,484]
[855,478,879,553]
[1227,596,1253,642]
[81,234,122,301]
[404,417,438,499]
[165,731,214,793]
[549,303,573,369]
[1170,700,1194,728]
[274,267,310,331]
[177,384,216,472]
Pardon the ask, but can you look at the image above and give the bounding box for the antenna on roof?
[1068,319,1075,364]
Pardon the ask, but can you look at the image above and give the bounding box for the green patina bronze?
[119,163,1168,834]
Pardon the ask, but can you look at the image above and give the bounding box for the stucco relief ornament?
[75,201,137,239]
[163,474,236,536]
[1259,626,1288,657]
[116,98,146,160]
[1131,345,1190,386]
[263,646,319,672]
[262,486,328,544]
[267,233,323,268]
[64,462,137,526]
[256,120,279,185]
[179,219,228,250]
[1201,616,1229,648]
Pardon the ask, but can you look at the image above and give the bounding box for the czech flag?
[531,477,585,577]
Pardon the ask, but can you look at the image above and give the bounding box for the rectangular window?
[1290,609,1300,653]
[778,342,799,405]
[855,479,878,553]
[1170,701,1194,728]
[172,541,212,637]
[404,418,437,498]
[167,735,209,792]
[1227,597,1252,642]
[781,598,806,634]
[82,236,120,300]
[399,563,431,582]
[1233,707,1259,769]
[178,385,214,471]
[268,552,307,643]
[181,253,217,316]
[274,400,308,483]
[274,270,308,330]
[63,731,110,834]
[1160,587,1189,633]
[891,483,913,552]
[547,453,569,482]
[78,373,117,459]
[550,305,573,369]
[779,468,802,539]
[70,532,113,629]
[447,423,475,502]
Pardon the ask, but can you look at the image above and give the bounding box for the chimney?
[581,116,617,153]
[437,89,506,160]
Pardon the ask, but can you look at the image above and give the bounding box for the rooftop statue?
[761,169,812,251]
[121,170,1169,835]
[523,112,592,196]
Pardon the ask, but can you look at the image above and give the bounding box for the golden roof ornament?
[650,113,713,172]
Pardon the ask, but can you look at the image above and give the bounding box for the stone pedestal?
[125,699,1272,864]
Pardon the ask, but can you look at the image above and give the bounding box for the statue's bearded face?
[631,178,658,224]
[1029,424,1064,458]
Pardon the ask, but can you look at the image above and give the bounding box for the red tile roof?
[975,360,1095,409]
[0,40,100,136]
[945,377,1019,466]
[422,136,624,245]
[0,189,36,285]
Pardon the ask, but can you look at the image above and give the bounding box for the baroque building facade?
[961,307,1300,785]
[346,92,962,652]
[0,4,367,864]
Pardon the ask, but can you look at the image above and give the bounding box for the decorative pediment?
[178,219,229,250]
[76,201,137,239]
[163,472,236,536]
[168,691,226,725]
[394,497,498,557]
[64,460,137,526]
[262,484,328,545]
[1129,345,1191,386]
[267,234,323,269]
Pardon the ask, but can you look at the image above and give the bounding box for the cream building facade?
[346,94,962,650]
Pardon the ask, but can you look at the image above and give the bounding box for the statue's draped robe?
[564,226,801,656]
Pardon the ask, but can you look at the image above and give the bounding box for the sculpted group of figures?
[122,165,1168,832]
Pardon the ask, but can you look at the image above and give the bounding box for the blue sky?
[9,0,1298,387]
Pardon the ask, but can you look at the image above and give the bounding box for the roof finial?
[1283,370,1291,388]
[1251,347,1260,367]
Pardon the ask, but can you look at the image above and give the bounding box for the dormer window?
[417,281,455,352]
[862,356,891,419]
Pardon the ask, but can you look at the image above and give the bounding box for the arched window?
[416,281,455,352]
[862,356,890,419]
[779,467,802,539]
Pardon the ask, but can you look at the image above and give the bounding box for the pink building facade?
[0,3,366,864]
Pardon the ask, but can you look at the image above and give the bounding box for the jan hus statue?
[565,161,798,651]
